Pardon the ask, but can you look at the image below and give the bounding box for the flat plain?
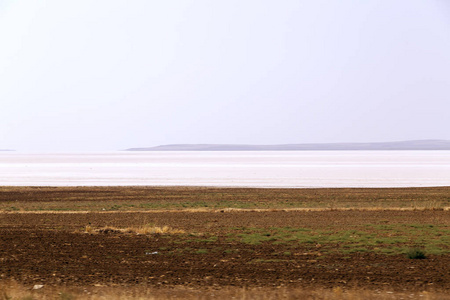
[0,186,449,299]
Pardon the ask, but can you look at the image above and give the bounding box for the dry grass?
[0,281,447,300]
[131,225,185,235]
[3,206,449,216]
[84,224,185,235]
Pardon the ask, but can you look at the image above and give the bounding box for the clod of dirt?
[97,228,123,234]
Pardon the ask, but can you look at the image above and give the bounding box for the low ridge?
[126,139,450,151]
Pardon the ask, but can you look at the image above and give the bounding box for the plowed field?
[0,187,449,297]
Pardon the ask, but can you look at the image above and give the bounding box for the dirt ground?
[0,186,449,211]
[0,209,449,293]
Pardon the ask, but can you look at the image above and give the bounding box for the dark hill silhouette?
[126,140,450,151]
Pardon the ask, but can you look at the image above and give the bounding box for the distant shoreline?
[126,139,450,151]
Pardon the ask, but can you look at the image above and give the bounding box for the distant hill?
[126,140,450,151]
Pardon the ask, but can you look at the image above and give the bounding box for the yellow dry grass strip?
[1,207,449,214]
[85,225,185,235]
[0,281,446,300]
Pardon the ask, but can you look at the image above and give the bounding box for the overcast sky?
[1,0,450,152]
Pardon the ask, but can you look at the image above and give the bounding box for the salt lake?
[0,151,449,187]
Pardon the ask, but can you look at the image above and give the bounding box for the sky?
[1,0,450,152]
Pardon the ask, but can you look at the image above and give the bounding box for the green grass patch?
[195,249,208,254]
[228,224,450,256]
[197,236,218,243]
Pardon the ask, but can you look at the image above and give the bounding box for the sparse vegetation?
[0,186,449,211]
[222,225,450,255]
[195,249,208,254]
[0,187,450,298]
[0,282,446,300]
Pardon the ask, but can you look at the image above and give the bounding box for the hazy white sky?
[1,0,450,151]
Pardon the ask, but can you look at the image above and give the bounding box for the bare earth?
[0,187,449,298]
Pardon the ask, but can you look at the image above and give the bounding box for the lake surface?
[0,151,449,187]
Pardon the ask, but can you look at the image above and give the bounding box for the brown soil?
[1,210,450,231]
[1,210,449,292]
[1,186,449,211]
